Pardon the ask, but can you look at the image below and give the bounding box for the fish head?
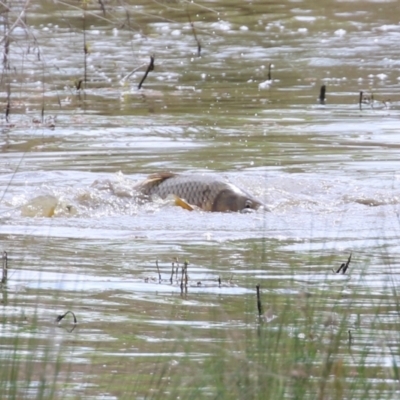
[212,185,267,213]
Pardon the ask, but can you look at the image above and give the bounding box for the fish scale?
[145,175,227,211]
[134,173,265,212]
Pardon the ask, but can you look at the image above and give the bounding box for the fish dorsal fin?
[135,172,177,195]
[146,172,177,183]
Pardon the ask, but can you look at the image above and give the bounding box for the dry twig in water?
[319,85,326,105]
[256,284,263,317]
[187,12,201,56]
[170,261,174,284]
[335,253,352,274]
[56,310,77,333]
[156,259,161,283]
[138,56,155,89]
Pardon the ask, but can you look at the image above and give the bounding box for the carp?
[134,172,267,213]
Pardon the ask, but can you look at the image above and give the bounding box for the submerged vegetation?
[1,0,400,399]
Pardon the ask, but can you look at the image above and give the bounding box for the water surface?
[1,0,400,398]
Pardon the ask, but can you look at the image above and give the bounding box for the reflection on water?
[1,0,400,398]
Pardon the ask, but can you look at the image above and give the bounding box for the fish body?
[134,172,266,212]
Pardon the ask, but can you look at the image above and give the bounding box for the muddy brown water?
[1,0,400,398]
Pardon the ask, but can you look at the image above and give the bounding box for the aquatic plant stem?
[83,5,88,90]
[1,251,8,284]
